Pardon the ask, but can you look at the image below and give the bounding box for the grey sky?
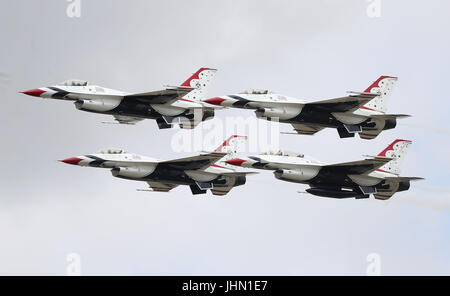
[0,0,449,275]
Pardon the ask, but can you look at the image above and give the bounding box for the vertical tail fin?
[214,135,248,169]
[180,67,217,102]
[377,139,412,175]
[361,76,398,113]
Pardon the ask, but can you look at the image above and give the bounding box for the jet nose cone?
[21,88,45,97]
[59,157,83,165]
[203,97,226,106]
[225,158,247,166]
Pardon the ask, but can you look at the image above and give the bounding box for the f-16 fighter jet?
[204,76,408,139]
[224,139,422,200]
[22,68,217,129]
[59,135,253,196]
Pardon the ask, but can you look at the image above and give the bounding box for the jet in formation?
[22,68,218,129]
[59,135,254,196]
[225,139,423,200]
[26,68,420,199]
[204,76,409,139]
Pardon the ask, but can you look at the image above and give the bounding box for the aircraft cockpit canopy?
[239,89,273,95]
[58,79,90,86]
[261,150,304,158]
[98,148,127,154]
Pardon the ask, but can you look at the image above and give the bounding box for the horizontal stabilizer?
[371,114,411,119]
[383,176,424,181]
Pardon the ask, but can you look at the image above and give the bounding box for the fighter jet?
[224,139,422,200]
[22,68,218,129]
[204,76,408,139]
[59,135,253,196]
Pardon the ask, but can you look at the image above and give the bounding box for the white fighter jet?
[59,135,253,196]
[204,76,409,139]
[224,139,423,200]
[22,67,218,129]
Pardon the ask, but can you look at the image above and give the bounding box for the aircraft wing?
[125,86,195,104]
[146,181,179,192]
[324,157,392,175]
[304,92,379,113]
[112,115,144,125]
[253,92,377,113]
[284,123,325,135]
[160,152,228,171]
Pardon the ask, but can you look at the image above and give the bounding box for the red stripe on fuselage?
[179,98,194,103]
[360,106,376,111]
[211,164,226,169]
